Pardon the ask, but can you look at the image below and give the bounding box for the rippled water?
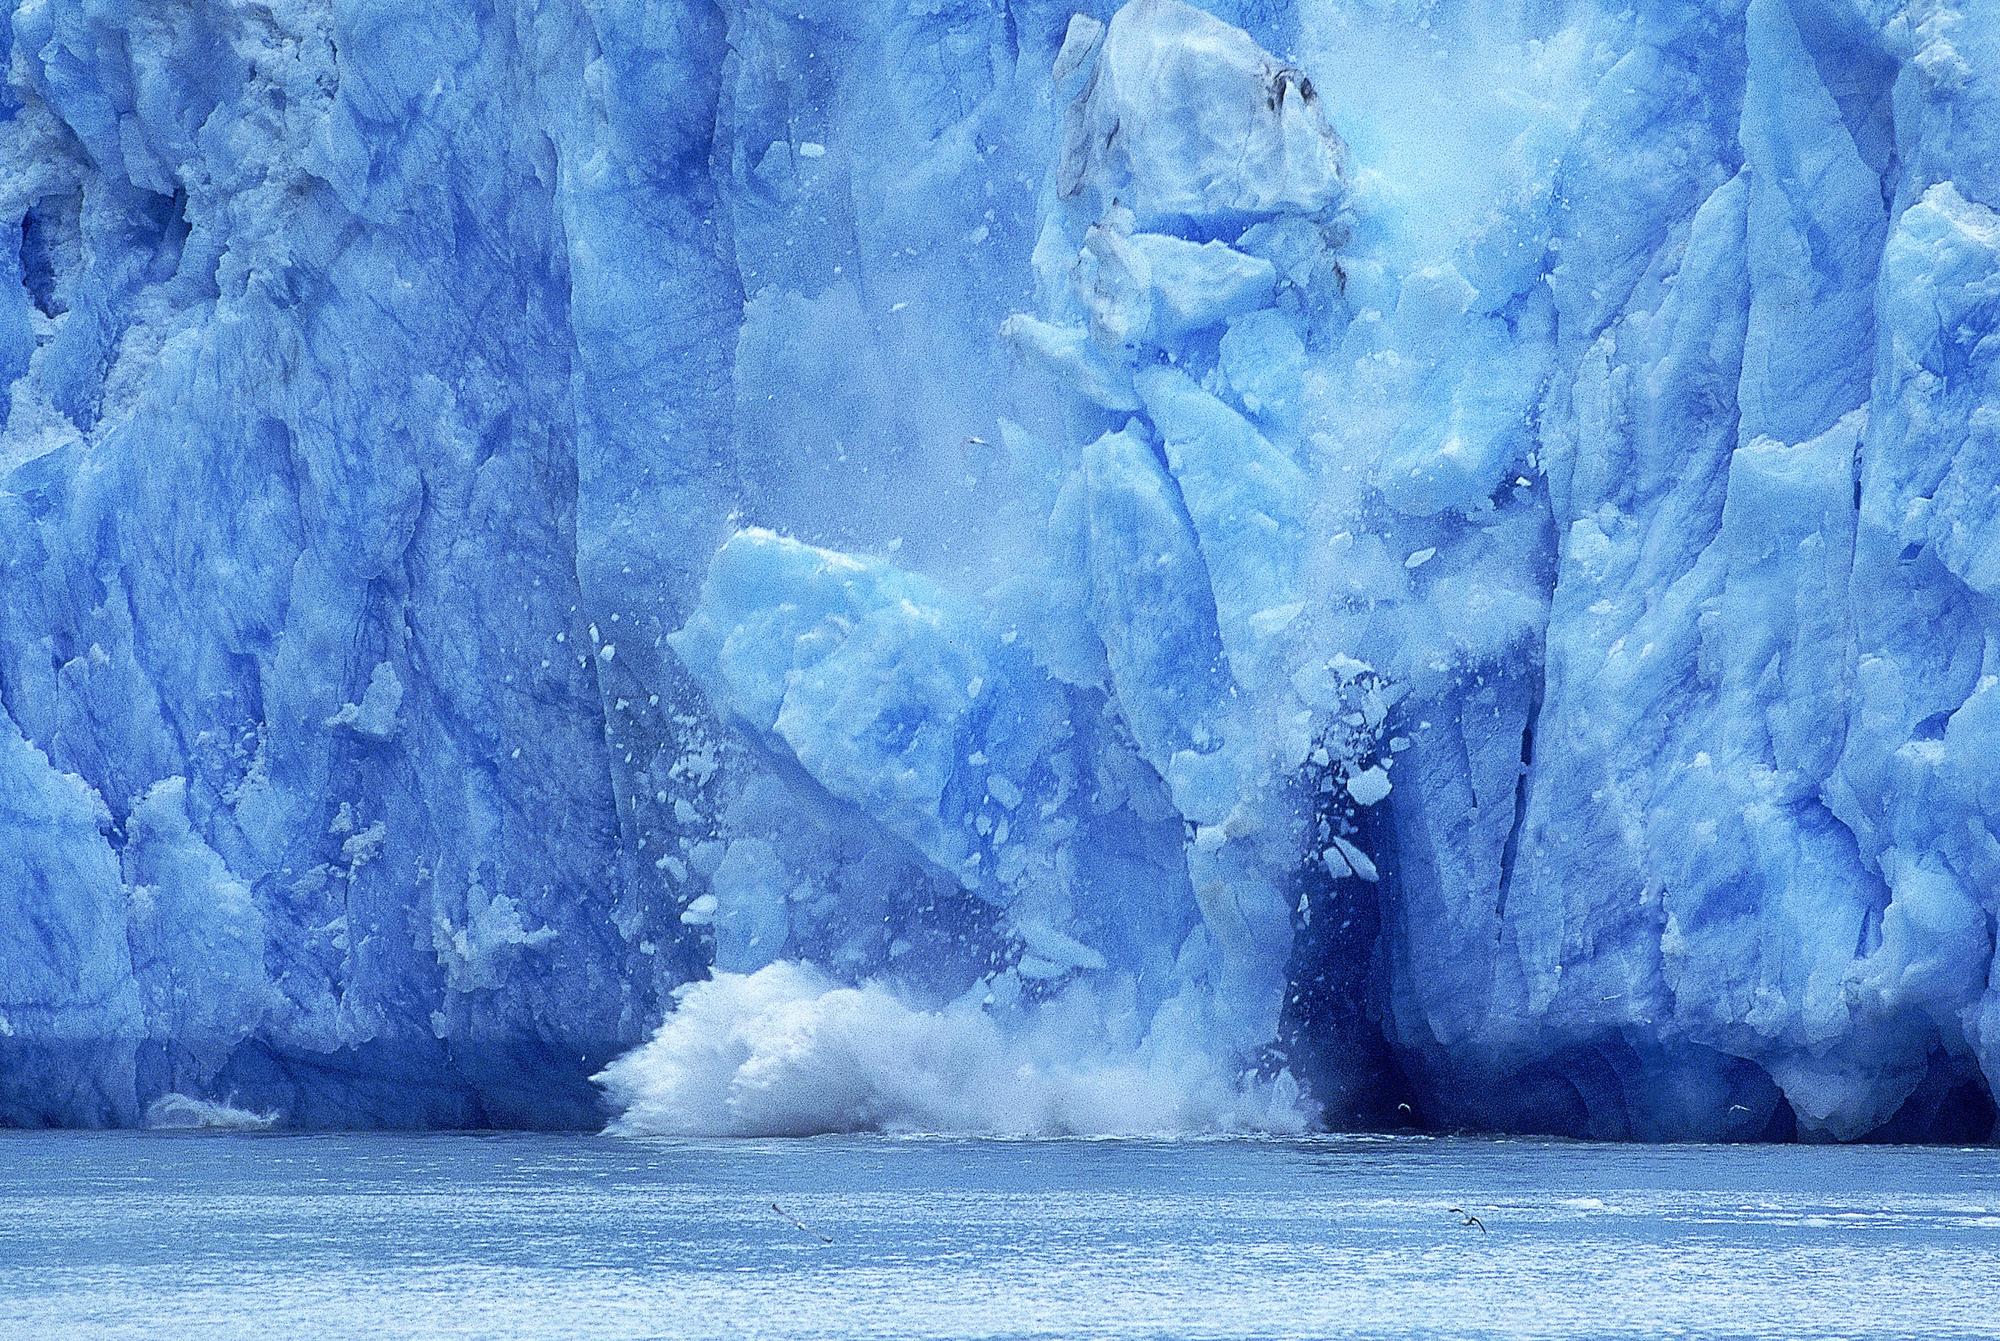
[1,1132,1996,1339]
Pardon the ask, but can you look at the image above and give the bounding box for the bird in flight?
[772,1202,833,1243]
[1448,1206,1487,1234]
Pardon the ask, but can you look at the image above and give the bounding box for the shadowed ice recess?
[4,0,2000,1142]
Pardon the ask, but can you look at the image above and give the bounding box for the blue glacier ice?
[4,0,2000,1141]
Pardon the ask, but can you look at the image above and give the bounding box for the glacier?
[2,0,1999,1142]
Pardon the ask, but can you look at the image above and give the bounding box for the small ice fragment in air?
[1345,766,1391,806]
[1323,836,1379,883]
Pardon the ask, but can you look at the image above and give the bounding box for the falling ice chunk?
[1345,765,1392,806]
[1323,836,1379,883]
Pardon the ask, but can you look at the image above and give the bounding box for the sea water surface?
[1,1132,1996,1339]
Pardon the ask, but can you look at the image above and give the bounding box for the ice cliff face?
[4,0,1999,1140]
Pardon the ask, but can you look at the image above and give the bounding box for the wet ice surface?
[1,1134,1996,1340]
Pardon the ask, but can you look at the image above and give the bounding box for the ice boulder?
[1078,224,1278,347]
[1057,0,1347,226]
[668,528,1075,901]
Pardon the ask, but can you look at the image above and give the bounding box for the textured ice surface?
[3,0,2000,1140]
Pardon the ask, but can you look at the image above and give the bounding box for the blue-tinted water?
[0,1133,1996,1339]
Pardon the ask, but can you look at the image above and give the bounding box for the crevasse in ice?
[4,0,1999,1141]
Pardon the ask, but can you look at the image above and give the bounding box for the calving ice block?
[1,0,1996,1142]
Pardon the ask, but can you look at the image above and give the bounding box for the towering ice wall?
[3,0,1998,1140]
